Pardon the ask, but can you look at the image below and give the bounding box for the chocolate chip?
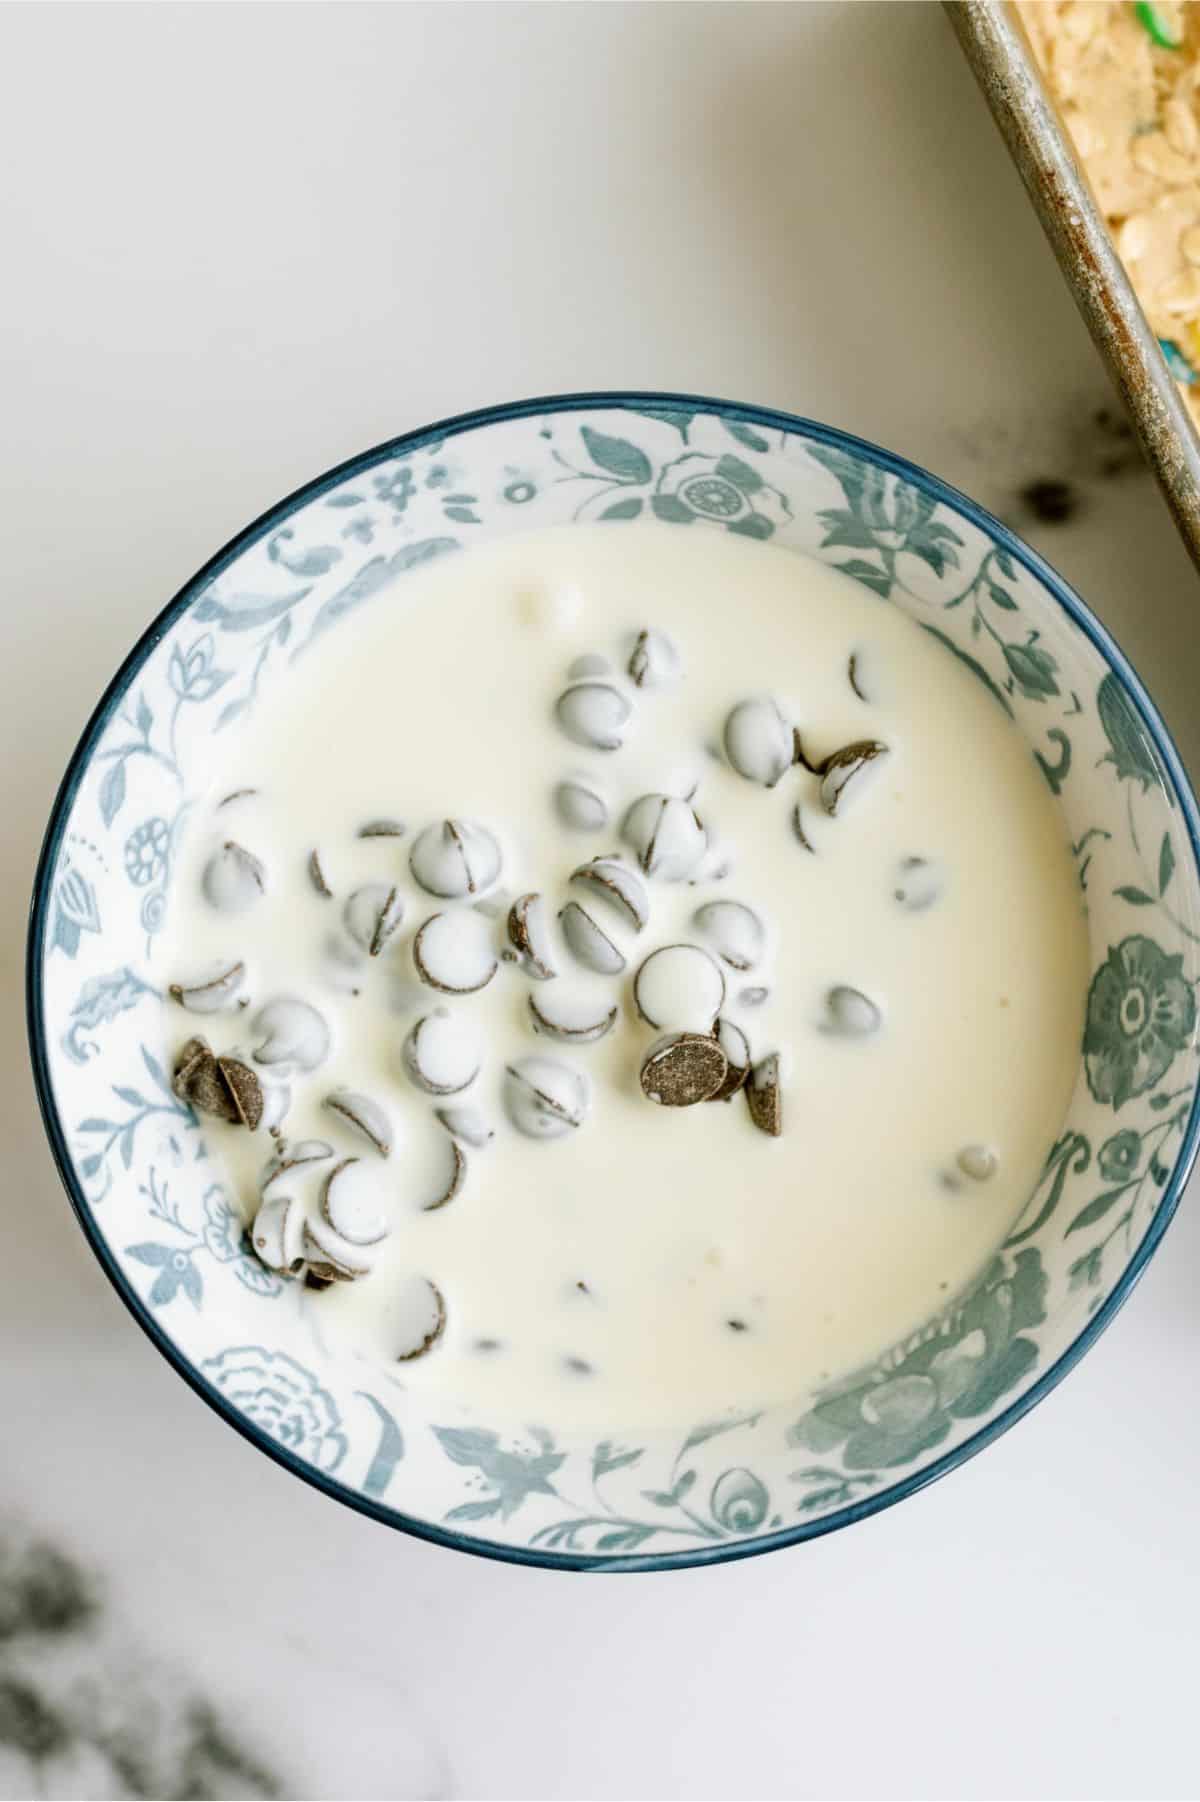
[559,899,626,976]
[621,794,707,881]
[554,682,632,751]
[217,1055,264,1130]
[412,912,498,994]
[259,1138,334,1200]
[818,741,888,817]
[403,1008,482,1095]
[171,1036,239,1124]
[504,1056,589,1138]
[302,1219,373,1281]
[746,1053,782,1137]
[419,1136,467,1212]
[318,1157,393,1248]
[710,1017,751,1101]
[251,997,331,1071]
[569,856,649,931]
[410,819,502,899]
[508,892,557,981]
[308,850,333,898]
[323,1089,393,1157]
[628,627,681,690]
[639,1032,729,1107]
[396,1277,447,1360]
[202,841,266,914]
[343,882,405,957]
[249,1194,305,1276]
[634,943,725,1032]
[723,695,795,787]
[691,900,764,971]
[820,986,882,1037]
[434,1104,494,1148]
[169,961,247,1014]
[554,778,609,833]
[528,990,618,1044]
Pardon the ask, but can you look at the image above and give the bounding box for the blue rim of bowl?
[26,390,1200,1573]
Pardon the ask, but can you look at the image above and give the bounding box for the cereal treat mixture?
[1019,1,1200,423]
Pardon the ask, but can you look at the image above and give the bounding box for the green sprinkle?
[1159,336,1198,384]
[1136,2,1185,49]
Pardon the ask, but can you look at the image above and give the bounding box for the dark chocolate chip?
[746,1053,782,1137]
[217,1056,264,1130]
[639,1032,729,1107]
[308,850,333,898]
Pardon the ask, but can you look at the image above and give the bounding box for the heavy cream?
[162,523,1090,1431]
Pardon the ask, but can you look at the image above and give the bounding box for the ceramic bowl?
[28,394,1200,1571]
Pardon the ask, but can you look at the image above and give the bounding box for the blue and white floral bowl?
[27,394,1200,1570]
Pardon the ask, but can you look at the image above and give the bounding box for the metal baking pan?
[947,0,1200,571]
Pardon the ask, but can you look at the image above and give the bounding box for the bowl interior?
[31,396,1200,1568]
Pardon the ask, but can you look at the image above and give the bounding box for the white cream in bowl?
[162,523,1089,1431]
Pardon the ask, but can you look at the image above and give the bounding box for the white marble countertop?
[3,4,1200,1798]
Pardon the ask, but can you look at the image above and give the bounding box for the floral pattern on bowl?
[28,395,1200,1570]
